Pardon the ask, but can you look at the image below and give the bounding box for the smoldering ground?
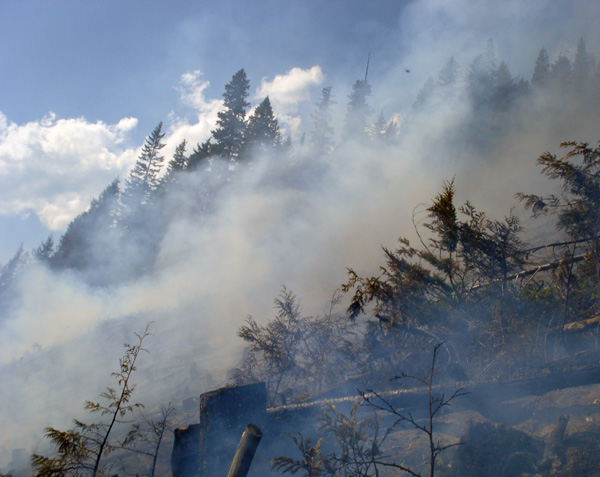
[2,0,600,472]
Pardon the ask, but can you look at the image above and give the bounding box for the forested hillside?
[2,35,600,475]
[3,38,600,293]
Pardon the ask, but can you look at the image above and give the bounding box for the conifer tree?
[212,69,251,160]
[370,111,396,142]
[466,39,497,108]
[373,110,387,138]
[550,55,572,88]
[493,61,516,111]
[122,123,166,208]
[160,140,187,188]
[52,179,120,273]
[244,96,282,153]
[572,37,595,91]
[310,86,335,154]
[167,139,188,174]
[0,245,27,318]
[343,78,372,139]
[437,57,459,87]
[187,139,213,171]
[33,235,55,263]
[117,124,167,278]
[281,135,292,151]
[466,54,496,109]
[532,48,550,88]
[594,63,600,104]
[517,140,600,284]
[413,76,436,111]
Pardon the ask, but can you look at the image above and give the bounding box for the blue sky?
[0,0,411,130]
[1,0,599,262]
[0,0,417,260]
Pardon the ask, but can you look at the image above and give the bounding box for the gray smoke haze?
[2,0,600,470]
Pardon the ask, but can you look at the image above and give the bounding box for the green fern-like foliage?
[31,427,93,476]
[271,434,327,476]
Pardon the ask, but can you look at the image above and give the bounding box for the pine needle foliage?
[271,435,327,476]
[244,96,282,153]
[317,400,398,476]
[212,69,250,160]
[272,400,397,477]
[123,123,166,206]
[342,179,531,378]
[236,288,356,405]
[517,141,600,278]
[310,86,335,154]
[516,140,600,330]
[160,139,188,189]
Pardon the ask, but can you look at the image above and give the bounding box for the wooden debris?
[228,424,263,477]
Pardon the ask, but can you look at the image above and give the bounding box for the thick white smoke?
[1,0,600,471]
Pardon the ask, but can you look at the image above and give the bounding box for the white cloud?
[0,71,226,234]
[177,70,223,115]
[0,72,226,234]
[0,111,138,230]
[165,71,224,157]
[258,66,325,109]
[38,194,89,231]
[256,65,325,135]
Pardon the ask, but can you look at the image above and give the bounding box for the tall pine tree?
[550,55,572,88]
[413,77,435,111]
[33,235,55,263]
[343,78,371,139]
[310,86,335,154]
[212,69,251,160]
[187,139,213,171]
[122,122,166,209]
[160,139,188,189]
[492,61,516,111]
[0,245,27,319]
[117,124,167,280]
[51,179,120,276]
[244,97,282,153]
[572,37,595,92]
[531,47,550,88]
[438,57,459,87]
[466,39,497,109]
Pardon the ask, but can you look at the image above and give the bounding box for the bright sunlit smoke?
[1,0,600,470]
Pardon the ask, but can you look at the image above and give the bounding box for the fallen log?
[173,352,600,474]
[267,352,600,424]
